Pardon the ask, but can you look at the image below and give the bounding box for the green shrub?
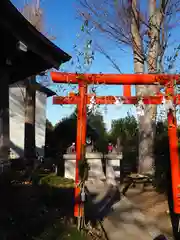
[39,174,74,188]
[31,172,48,185]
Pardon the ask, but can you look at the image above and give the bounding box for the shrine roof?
[10,79,56,97]
[0,0,71,84]
[34,83,56,97]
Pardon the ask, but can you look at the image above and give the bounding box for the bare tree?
[77,0,180,174]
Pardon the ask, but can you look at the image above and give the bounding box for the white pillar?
[86,152,105,183]
[63,153,76,180]
[106,153,122,186]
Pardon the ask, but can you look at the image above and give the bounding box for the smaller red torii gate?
[51,72,180,218]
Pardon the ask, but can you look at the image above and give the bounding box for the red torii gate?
[51,72,180,218]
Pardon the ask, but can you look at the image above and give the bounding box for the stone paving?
[86,181,170,240]
[103,196,164,240]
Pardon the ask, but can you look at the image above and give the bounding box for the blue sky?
[11,0,180,130]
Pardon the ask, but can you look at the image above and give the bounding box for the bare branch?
[96,44,122,73]
[78,0,180,74]
[21,0,56,41]
[77,0,180,175]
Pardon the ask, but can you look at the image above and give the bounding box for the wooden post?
[0,71,10,170]
[74,82,87,217]
[123,85,131,97]
[24,78,36,167]
[168,115,180,213]
[166,81,180,213]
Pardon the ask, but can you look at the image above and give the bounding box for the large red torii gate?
[51,71,180,218]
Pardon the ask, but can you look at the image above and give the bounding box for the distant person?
[71,142,76,153]
[86,137,94,152]
[108,143,113,153]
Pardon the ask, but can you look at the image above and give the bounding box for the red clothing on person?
[72,146,75,153]
[108,145,113,152]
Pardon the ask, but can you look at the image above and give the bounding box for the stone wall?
[63,152,123,185]
[9,82,25,158]
[9,82,47,158]
[35,91,46,156]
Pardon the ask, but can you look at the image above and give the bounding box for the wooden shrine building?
[0,0,71,171]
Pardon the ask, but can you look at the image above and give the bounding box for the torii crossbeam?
[51,72,180,218]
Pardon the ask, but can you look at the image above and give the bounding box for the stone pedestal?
[63,152,105,181]
[63,154,76,180]
[105,153,122,186]
[86,152,105,181]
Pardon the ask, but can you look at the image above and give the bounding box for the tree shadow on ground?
[0,179,121,240]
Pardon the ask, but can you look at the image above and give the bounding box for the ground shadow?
[0,183,74,240]
[84,185,121,222]
[10,140,45,159]
[0,179,121,239]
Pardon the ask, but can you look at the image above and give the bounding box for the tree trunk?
[0,71,10,170]
[140,0,164,174]
[131,0,163,174]
[138,103,156,173]
[131,0,153,174]
[24,77,36,168]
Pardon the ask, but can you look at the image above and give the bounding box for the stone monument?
[105,148,123,186]
[63,144,105,182]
